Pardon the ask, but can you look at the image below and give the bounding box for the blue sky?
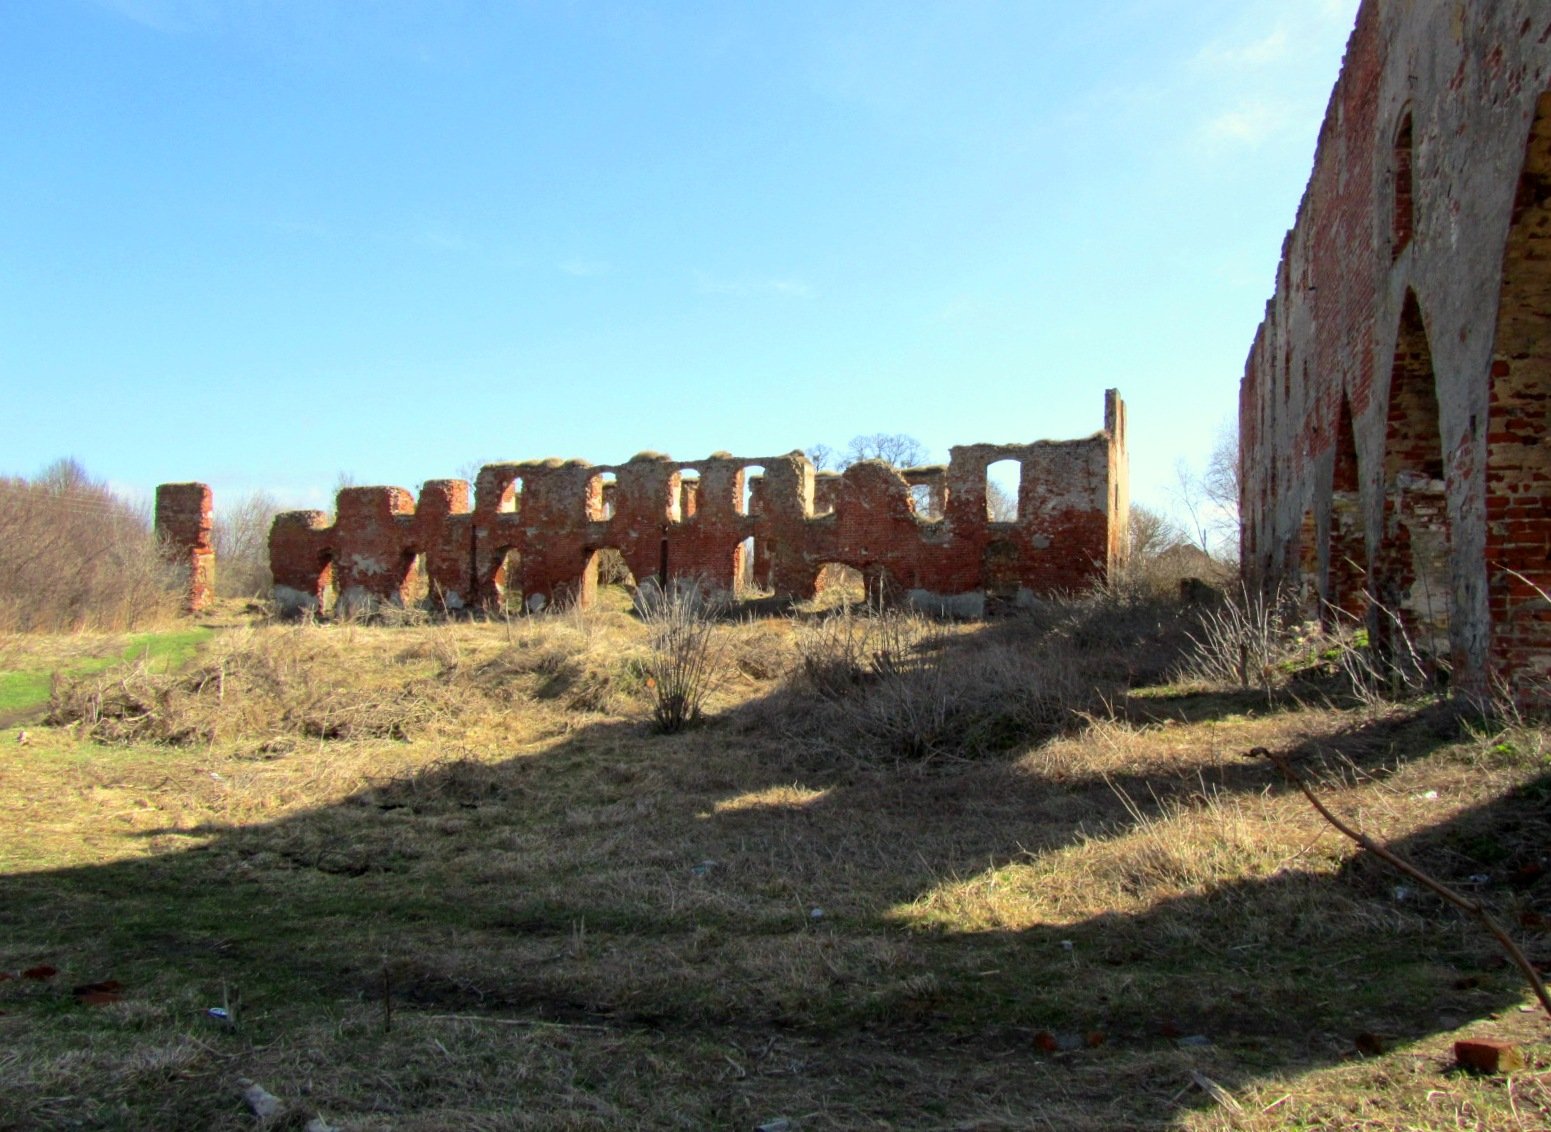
[2,0,1359,516]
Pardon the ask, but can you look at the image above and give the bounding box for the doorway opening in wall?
[1378,291,1451,668]
[404,552,429,608]
[983,538,1022,612]
[810,562,865,610]
[582,547,637,611]
[986,460,1021,522]
[739,465,766,517]
[318,550,338,616]
[589,472,618,521]
[735,536,773,599]
[674,469,699,522]
[493,548,523,615]
[367,548,427,617]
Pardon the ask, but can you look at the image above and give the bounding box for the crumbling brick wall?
[1241,1,1551,697]
[160,391,1127,619]
[153,482,214,613]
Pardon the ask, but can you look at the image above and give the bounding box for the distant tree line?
[0,459,178,632]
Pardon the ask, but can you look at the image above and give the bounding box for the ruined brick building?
[1242,2,1551,696]
[158,391,1127,617]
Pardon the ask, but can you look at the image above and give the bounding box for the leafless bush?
[636,579,728,733]
[793,606,932,700]
[1320,599,1441,706]
[0,459,181,633]
[1179,583,1304,692]
[212,490,282,599]
[46,625,475,745]
[787,607,1084,764]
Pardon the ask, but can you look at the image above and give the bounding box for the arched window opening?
[738,465,766,518]
[587,472,618,521]
[812,473,839,518]
[904,467,946,520]
[498,477,521,515]
[986,459,1021,522]
[674,468,699,522]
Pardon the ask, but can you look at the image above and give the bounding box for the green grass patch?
[0,627,211,718]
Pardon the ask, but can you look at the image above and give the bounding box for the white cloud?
[1193,26,1289,69]
[1200,101,1290,148]
[694,271,812,298]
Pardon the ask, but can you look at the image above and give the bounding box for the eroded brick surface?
[1241,2,1551,697]
[154,482,214,613]
[160,391,1127,618]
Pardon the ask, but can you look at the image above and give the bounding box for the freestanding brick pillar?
[154,482,215,613]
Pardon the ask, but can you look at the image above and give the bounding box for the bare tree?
[841,433,928,470]
[0,459,178,632]
[1173,421,1240,560]
[213,490,282,599]
[987,482,1018,522]
[808,433,932,471]
[1128,503,1186,563]
[804,443,838,472]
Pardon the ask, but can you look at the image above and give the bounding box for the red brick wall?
[234,391,1128,616]
[1240,0,1551,696]
[153,482,214,612]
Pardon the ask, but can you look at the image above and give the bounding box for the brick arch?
[1486,89,1551,688]
[1375,289,1450,662]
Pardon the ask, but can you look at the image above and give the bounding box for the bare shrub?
[212,490,282,600]
[787,607,1084,764]
[0,459,181,633]
[793,606,930,700]
[636,579,728,733]
[46,626,470,745]
[1179,584,1307,693]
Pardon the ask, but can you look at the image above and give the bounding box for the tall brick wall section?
[1241,1,1551,697]
[155,391,1125,618]
[153,482,214,613]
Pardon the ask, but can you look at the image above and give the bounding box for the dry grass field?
[2,588,1550,1130]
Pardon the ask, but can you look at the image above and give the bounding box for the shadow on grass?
[0,643,1544,1127]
